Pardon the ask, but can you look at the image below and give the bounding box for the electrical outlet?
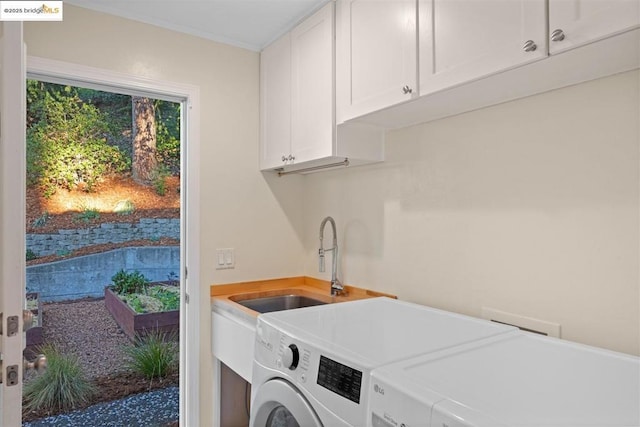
[215,248,235,270]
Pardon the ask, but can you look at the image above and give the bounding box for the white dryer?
[249,297,516,427]
[368,332,640,427]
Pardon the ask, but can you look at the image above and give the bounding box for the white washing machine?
[249,297,517,427]
[368,332,640,427]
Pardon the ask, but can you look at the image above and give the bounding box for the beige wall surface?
[23,6,640,424]
[25,6,306,426]
[304,70,640,356]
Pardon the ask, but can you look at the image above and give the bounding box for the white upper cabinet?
[291,3,334,164]
[419,0,547,96]
[548,0,640,54]
[260,33,292,170]
[260,2,385,173]
[337,0,417,123]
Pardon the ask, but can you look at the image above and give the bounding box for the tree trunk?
[132,97,157,184]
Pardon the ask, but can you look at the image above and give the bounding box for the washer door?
[250,379,323,427]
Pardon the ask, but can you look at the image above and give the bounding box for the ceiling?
[65,0,329,52]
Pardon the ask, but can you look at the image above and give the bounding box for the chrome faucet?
[319,216,344,296]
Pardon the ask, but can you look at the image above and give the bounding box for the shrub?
[124,331,178,380]
[113,199,135,215]
[26,249,38,261]
[26,81,130,196]
[151,165,170,196]
[111,269,149,295]
[23,344,96,412]
[74,202,100,223]
[32,212,50,228]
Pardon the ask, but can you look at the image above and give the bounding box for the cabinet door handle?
[550,29,565,42]
[402,85,413,95]
[288,154,295,162]
[281,155,287,163]
[522,40,537,52]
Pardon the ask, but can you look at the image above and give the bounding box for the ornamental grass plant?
[23,344,96,413]
[124,330,178,380]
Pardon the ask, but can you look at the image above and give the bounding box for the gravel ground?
[41,298,131,378]
[23,298,179,426]
[22,386,179,427]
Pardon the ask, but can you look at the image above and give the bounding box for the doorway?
[23,79,182,424]
[26,56,201,426]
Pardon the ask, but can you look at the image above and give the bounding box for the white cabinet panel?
[211,311,255,383]
[419,0,547,95]
[260,34,291,170]
[291,2,334,164]
[338,0,417,123]
[549,0,640,54]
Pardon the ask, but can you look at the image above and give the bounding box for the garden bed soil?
[26,175,180,234]
[105,287,180,341]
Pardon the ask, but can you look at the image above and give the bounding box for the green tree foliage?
[26,81,130,196]
[155,100,181,175]
[26,81,181,196]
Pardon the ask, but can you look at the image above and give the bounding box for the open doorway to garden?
[22,80,182,426]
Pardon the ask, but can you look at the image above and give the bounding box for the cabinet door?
[337,0,417,123]
[549,0,640,54]
[419,0,546,96]
[260,33,291,170]
[291,2,334,164]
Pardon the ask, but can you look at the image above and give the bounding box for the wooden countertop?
[211,276,395,320]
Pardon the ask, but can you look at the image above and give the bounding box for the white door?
[549,0,640,54]
[0,21,27,426]
[250,379,323,427]
[260,33,292,170]
[291,2,334,165]
[337,0,417,123]
[419,0,547,96]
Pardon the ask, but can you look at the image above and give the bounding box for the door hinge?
[184,292,189,304]
[0,362,19,386]
[184,266,188,280]
[0,313,19,337]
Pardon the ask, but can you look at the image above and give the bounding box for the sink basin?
[234,294,327,314]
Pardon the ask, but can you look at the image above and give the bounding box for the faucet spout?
[319,216,343,296]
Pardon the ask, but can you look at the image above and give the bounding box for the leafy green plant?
[74,204,100,223]
[148,287,180,311]
[26,80,130,196]
[111,269,149,295]
[26,249,38,261]
[151,165,170,196]
[23,344,96,412]
[123,331,178,380]
[123,294,147,313]
[32,211,50,228]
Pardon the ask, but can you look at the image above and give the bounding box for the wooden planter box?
[104,287,179,341]
[26,292,43,347]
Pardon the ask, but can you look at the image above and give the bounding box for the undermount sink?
[233,294,328,314]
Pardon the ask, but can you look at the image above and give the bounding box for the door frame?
[0,21,27,427]
[27,55,201,426]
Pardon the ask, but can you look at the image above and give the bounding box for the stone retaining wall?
[26,218,179,256]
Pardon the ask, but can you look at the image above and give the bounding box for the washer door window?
[251,379,323,427]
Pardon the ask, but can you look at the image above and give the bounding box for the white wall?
[22,7,639,423]
[25,6,306,426]
[304,70,640,356]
